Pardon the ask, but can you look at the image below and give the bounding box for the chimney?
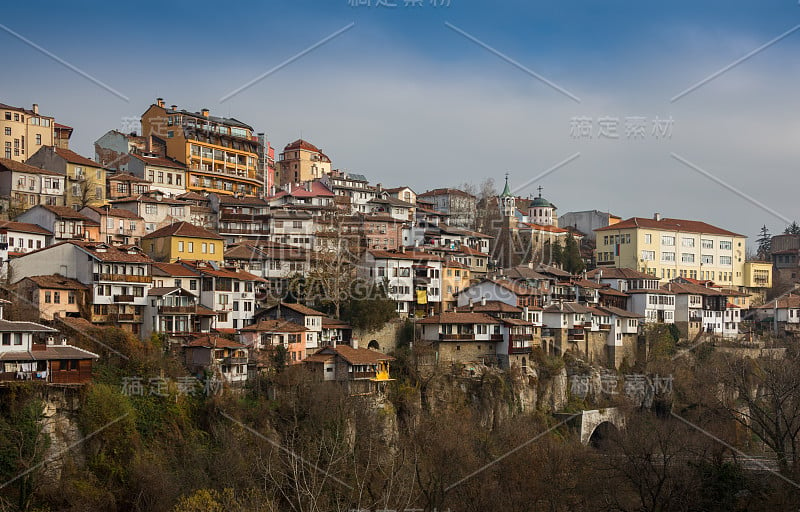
[654,212,661,222]
[469,298,474,311]
[523,306,529,320]
[156,98,165,108]
[32,104,39,115]
[201,108,209,118]
[481,296,486,306]
[170,105,177,111]
[528,261,533,269]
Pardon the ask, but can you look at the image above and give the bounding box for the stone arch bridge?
[555,408,626,446]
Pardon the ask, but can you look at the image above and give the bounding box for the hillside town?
[0,98,795,388]
[3,97,800,512]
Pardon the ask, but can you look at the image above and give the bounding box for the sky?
[1,0,798,242]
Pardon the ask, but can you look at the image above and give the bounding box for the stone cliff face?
[392,364,569,433]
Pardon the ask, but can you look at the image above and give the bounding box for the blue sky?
[1,0,798,241]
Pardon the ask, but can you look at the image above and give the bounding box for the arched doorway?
[368,340,380,350]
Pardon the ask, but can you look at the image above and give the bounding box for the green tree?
[341,279,397,331]
[0,394,50,511]
[784,221,800,235]
[756,225,772,260]
[562,233,584,274]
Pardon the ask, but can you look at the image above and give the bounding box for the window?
[682,237,695,247]
[661,235,675,246]
[641,250,655,261]
[157,172,164,183]
[201,243,207,253]
[701,254,713,264]
[189,280,197,291]
[187,242,194,252]
[145,204,158,215]
[209,244,215,254]
[68,292,76,304]
[719,240,732,250]
[44,291,51,303]
[293,221,302,229]
[53,291,61,303]
[644,234,652,244]
[681,253,695,263]
[701,238,713,249]
[3,127,9,135]
[36,133,41,145]
[178,241,184,252]
[661,252,675,262]
[719,255,732,266]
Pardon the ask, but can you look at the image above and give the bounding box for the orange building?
[140,98,262,196]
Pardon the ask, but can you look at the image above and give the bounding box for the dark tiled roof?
[417,312,500,325]
[239,319,307,332]
[54,147,103,168]
[22,275,87,290]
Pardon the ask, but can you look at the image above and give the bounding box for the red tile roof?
[142,221,224,240]
[129,153,187,170]
[54,147,104,168]
[0,158,63,176]
[21,274,87,290]
[0,220,52,236]
[594,217,744,237]
[152,262,201,277]
[185,334,246,349]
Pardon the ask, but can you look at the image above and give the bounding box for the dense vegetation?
[1,327,799,511]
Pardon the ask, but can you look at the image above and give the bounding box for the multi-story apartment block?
[141,99,262,196]
[27,147,107,208]
[80,206,146,246]
[255,302,325,352]
[267,181,335,216]
[110,191,191,233]
[151,262,201,293]
[178,261,263,331]
[142,287,215,342]
[322,171,376,214]
[418,188,477,228]
[15,205,98,242]
[106,173,151,200]
[208,194,271,244]
[9,241,154,335]
[363,248,443,316]
[0,158,65,211]
[277,139,331,186]
[0,220,52,277]
[595,214,748,287]
[128,153,187,197]
[0,103,54,162]
[223,241,308,299]
[667,280,741,339]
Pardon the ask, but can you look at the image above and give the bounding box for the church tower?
[500,173,516,218]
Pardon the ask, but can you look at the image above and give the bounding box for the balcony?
[159,305,196,314]
[218,227,270,235]
[113,294,134,303]
[96,273,151,283]
[509,344,532,355]
[117,314,136,321]
[490,334,504,341]
[223,356,248,365]
[567,329,585,342]
[439,333,475,341]
[352,371,377,380]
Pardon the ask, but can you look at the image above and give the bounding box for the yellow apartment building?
[141,221,224,263]
[26,146,107,208]
[595,215,749,287]
[0,103,55,162]
[140,99,262,196]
